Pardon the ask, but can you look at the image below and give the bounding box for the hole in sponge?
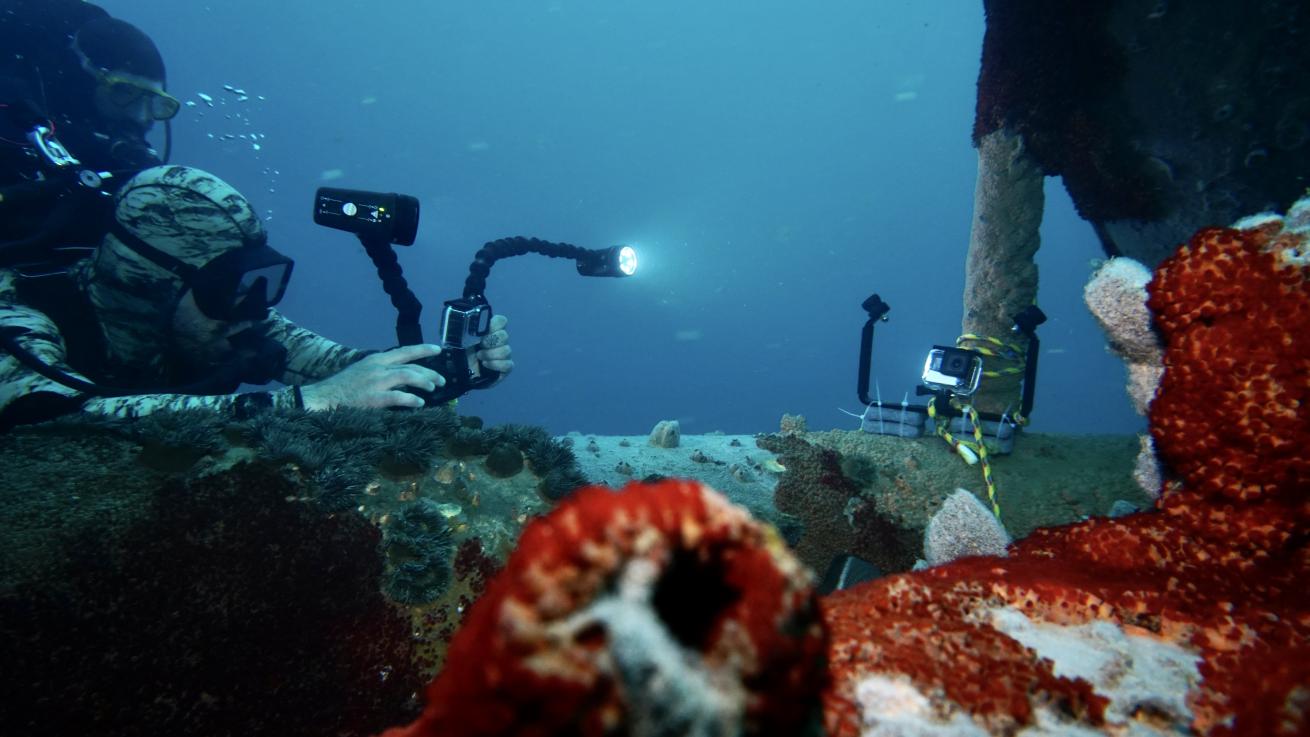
[651,549,741,651]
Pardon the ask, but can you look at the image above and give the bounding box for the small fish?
[762,459,787,473]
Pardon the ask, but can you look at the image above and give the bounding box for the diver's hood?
[74,165,268,372]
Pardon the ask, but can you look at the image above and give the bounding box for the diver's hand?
[471,314,514,380]
[301,344,446,410]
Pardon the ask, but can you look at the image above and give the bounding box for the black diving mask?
[109,220,294,322]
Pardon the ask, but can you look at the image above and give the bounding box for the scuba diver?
[0,165,514,429]
[2,0,178,251]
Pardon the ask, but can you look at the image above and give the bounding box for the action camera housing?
[921,345,983,397]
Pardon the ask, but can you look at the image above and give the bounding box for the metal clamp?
[27,125,80,169]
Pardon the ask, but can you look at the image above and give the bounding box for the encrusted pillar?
[961,127,1045,416]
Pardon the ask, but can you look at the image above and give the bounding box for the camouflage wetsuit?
[0,166,365,428]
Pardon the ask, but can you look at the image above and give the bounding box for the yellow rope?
[957,333,1030,426]
[928,397,1002,520]
[925,332,1027,519]
[956,333,1024,377]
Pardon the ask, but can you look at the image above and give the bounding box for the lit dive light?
[617,245,638,276]
[576,245,638,277]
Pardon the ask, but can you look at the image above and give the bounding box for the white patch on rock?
[1230,212,1282,231]
[854,607,1201,737]
[854,674,1112,736]
[855,674,989,736]
[987,606,1201,733]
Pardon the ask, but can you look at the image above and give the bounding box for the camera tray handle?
[1011,305,1047,422]
[856,293,890,407]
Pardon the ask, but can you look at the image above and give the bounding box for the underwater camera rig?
[313,187,637,405]
[853,294,1046,520]
[853,293,1046,454]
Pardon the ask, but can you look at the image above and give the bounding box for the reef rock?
[922,488,1011,567]
[648,419,681,448]
[0,459,426,736]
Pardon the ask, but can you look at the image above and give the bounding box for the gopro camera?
[313,187,420,246]
[409,296,498,403]
[440,297,493,348]
[921,346,983,397]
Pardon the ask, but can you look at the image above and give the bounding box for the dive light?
[576,245,638,277]
[313,187,420,246]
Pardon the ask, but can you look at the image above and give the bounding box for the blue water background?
[100,0,1145,436]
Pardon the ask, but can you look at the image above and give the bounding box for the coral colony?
[1147,203,1310,504]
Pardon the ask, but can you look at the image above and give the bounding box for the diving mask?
[72,35,180,121]
[95,72,181,121]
